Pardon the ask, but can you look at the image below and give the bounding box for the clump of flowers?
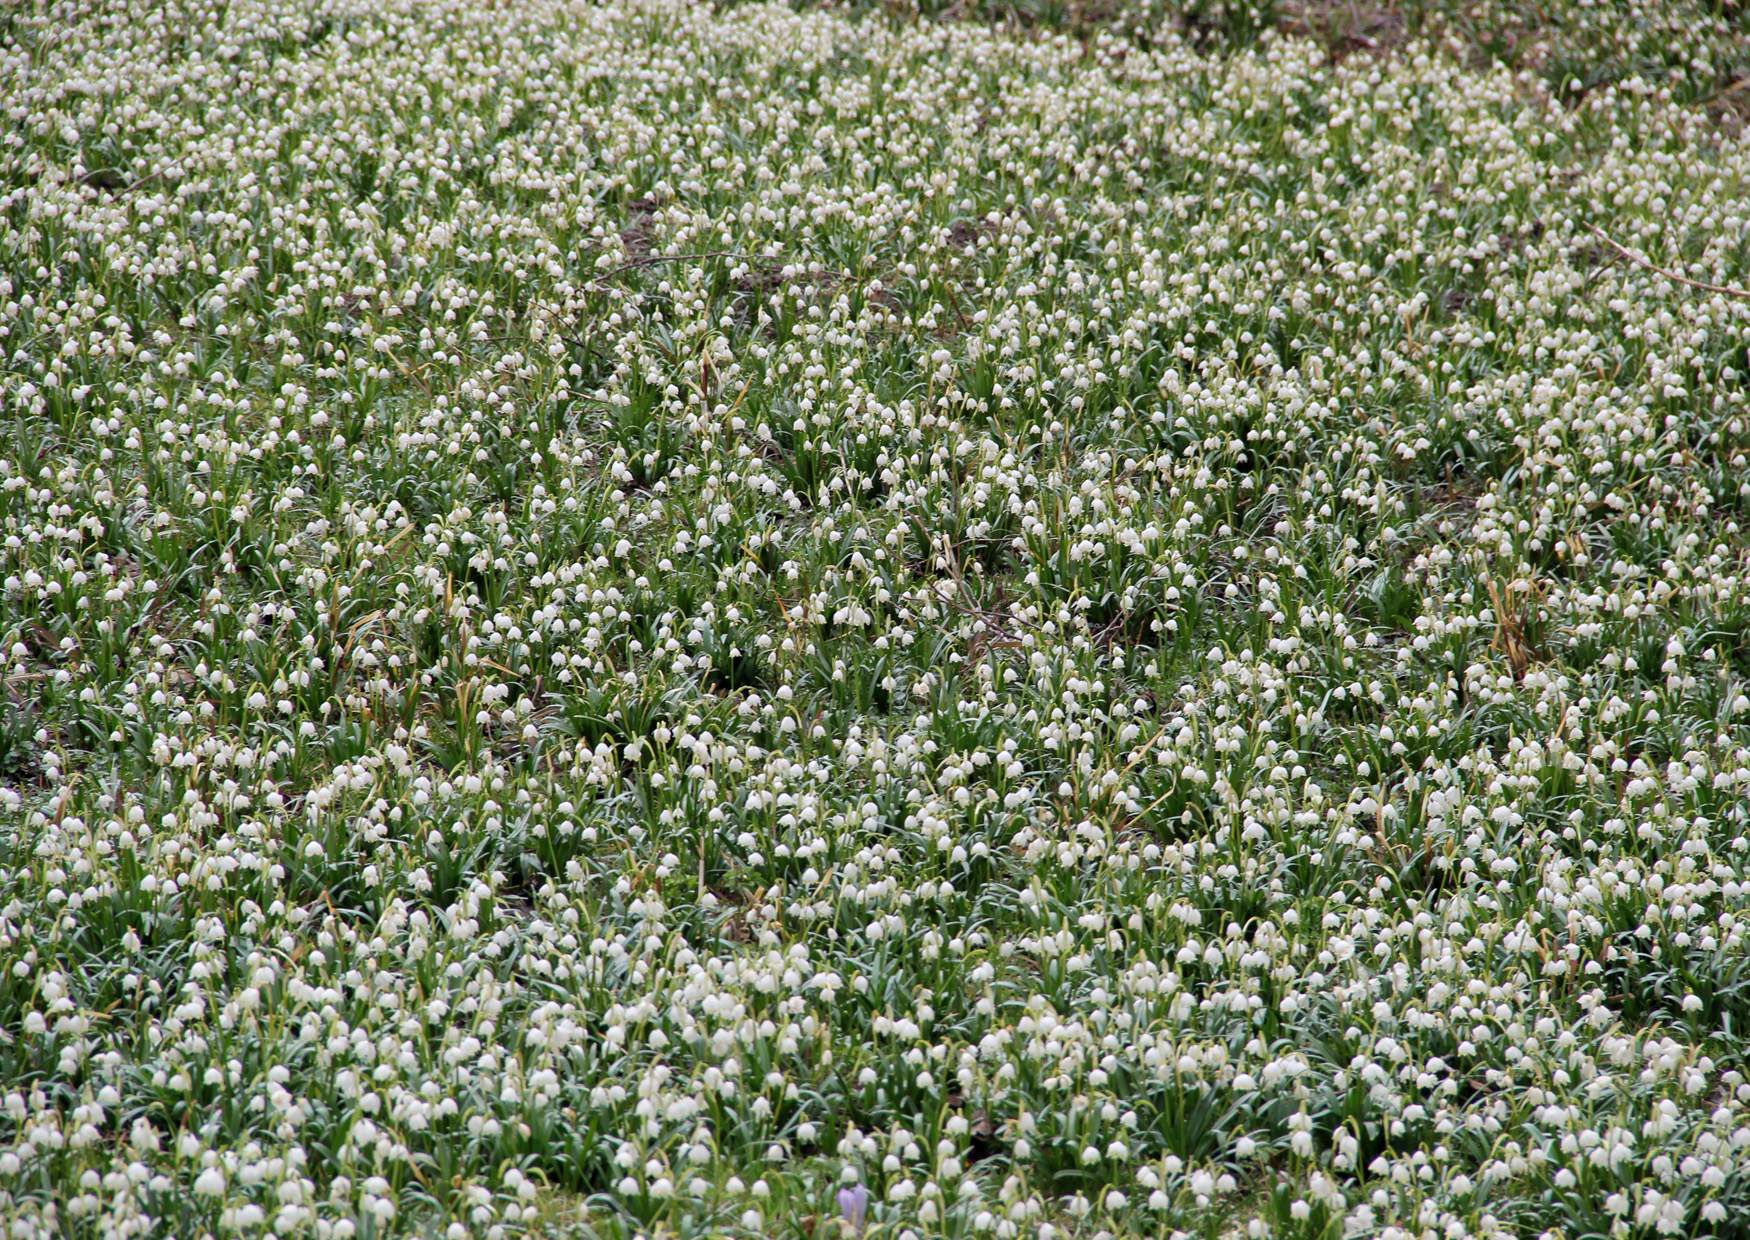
[3,1,1750,1237]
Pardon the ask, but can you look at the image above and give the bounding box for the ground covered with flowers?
[5,0,1750,1236]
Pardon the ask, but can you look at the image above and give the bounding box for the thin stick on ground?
[588,250,764,285]
[1586,224,1750,299]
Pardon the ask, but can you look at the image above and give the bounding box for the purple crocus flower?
[836,1183,869,1234]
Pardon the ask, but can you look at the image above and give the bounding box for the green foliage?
[2,0,1750,1237]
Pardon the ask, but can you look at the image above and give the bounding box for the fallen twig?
[77,154,188,194]
[1586,224,1750,299]
[585,249,764,290]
